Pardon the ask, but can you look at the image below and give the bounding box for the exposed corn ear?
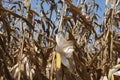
[111,74,114,80]
[56,52,61,70]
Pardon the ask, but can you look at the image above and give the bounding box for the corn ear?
[111,74,114,80]
[56,52,61,70]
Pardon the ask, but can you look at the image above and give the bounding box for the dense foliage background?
[0,0,120,80]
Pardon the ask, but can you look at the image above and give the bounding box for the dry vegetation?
[0,0,120,80]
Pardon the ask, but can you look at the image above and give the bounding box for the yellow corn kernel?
[56,52,61,70]
[111,74,114,80]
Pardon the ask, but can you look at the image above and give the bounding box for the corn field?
[0,0,120,80]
